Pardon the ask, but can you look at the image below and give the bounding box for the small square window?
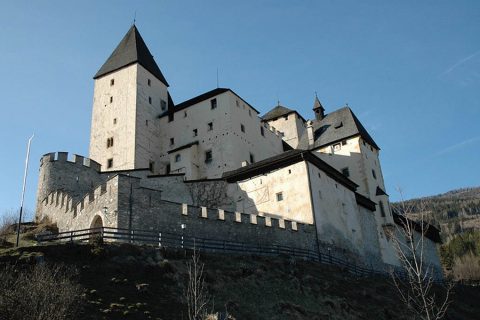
[106,137,114,148]
[210,98,217,110]
[170,138,174,146]
[249,153,255,164]
[341,167,350,177]
[148,96,152,104]
[148,79,151,86]
[113,118,117,125]
[341,140,347,145]
[260,126,264,136]
[276,192,283,202]
[193,129,198,137]
[207,122,213,131]
[110,96,113,103]
[110,79,114,86]
[175,154,181,162]
[241,124,245,133]
[205,150,213,163]
[161,100,167,111]
[107,158,113,168]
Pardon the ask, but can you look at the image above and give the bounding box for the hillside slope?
[393,187,480,237]
[1,243,479,320]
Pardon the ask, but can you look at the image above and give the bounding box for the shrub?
[452,253,480,281]
[0,263,83,320]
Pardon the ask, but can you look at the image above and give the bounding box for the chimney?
[306,120,314,146]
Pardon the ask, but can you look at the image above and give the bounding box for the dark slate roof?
[297,107,380,150]
[392,211,442,243]
[94,25,169,86]
[313,96,325,111]
[262,105,306,122]
[159,88,260,119]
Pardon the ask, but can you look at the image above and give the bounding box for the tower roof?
[94,25,169,86]
[313,96,325,111]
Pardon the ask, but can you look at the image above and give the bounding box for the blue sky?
[0,1,479,220]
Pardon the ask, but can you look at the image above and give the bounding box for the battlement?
[179,203,302,232]
[40,152,101,172]
[262,122,283,137]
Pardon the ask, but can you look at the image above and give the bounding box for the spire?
[312,93,325,120]
[94,25,169,86]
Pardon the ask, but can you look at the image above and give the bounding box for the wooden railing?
[36,227,444,282]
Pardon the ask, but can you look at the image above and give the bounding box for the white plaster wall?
[89,65,138,171]
[155,91,284,179]
[232,161,313,223]
[264,112,305,148]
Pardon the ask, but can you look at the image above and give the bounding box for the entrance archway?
[89,215,103,242]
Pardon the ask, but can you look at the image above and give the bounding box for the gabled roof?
[94,25,169,86]
[297,107,380,150]
[262,105,306,122]
[159,88,260,119]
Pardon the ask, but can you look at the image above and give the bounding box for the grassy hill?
[1,242,479,320]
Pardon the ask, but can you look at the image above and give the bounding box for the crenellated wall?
[35,152,106,222]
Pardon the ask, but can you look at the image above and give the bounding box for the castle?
[35,25,442,272]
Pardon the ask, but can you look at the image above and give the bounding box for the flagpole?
[16,134,34,247]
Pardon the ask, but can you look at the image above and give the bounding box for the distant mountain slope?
[392,187,480,237]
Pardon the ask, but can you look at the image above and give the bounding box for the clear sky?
[0,1,479,221]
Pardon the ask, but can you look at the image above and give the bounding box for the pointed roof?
[262,105,294,121]
[94,25,169,86]
[297,106,380,150]
[313,96,325,111]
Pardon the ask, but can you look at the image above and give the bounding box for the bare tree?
[0,210,17,244]
[0,263,82,320]
[185,246,210,320]
[187,181,230,208]
[390,193,453,320]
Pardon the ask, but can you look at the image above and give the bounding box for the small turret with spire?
[313,93,325,121]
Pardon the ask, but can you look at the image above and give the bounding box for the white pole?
[16,134,34,247]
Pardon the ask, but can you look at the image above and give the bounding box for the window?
[260,126,264,136]
[161,99,167,111]
[210,98,217,110]
[113,118,117,125]
[149,161,155,173]
[110,96,113,103]
[341,167,350,177]
[249,153,255,164]
[372,169,377,179]
[249,109,252,117]
[106,137,114,148]
[193,129,198,137]
[333,143,341,151]
[379,201,386,217]
[240,124,245,133]
[236,100,239,107]
[148,96,152,104]
[175,154,181,162]
[276,192,283,202]
[107,158,113,168]
[283,115,288,120]
[110,79,114,86]
[341,140,347,145]
[166,164,171,174]
[184,111,187,118]
[205,150,212,163]
[288,169,291,174]
[148,79,151,86]
[207,122,213,131]
[170,138,174,146]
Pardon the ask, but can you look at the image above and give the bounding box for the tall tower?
[89,25,170,172]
